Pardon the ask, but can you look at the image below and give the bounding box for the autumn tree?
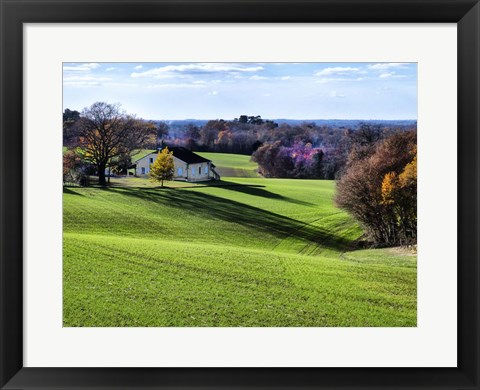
[335,131,417,246]
[252,141,292,177]
[149,147,174,187]
[63,148,90,186]
[200,119,226,149]
[380,152,417,242]
[76,102,156,186]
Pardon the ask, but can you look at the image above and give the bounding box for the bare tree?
[76,102,156,186]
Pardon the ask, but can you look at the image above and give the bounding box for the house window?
[178,167,183,176]
[149,157,154,164]
[199,166,202,175]
[204,166,208,174]
[192,167,195,176]
[141,167,146,174]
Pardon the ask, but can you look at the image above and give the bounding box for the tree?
[63,109,81,147]
[380,152,417,242]
[149,147,174,187]
[109,152,133,176]
[350,122,383,146]
[200,119,226,149]
[309,149,325,178]
[156,121,169,145]
[76,102,156,186]
[185,123,201,141]
[335,131,417,246]
[63,148,90,186]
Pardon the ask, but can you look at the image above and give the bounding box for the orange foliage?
[381,171,398,205]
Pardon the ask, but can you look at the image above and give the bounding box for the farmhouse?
[134,147,220,182]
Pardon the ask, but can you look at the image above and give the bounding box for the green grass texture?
[197,152,260,177]
[63,155,416,327]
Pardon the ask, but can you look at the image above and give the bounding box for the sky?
[63,62,417,120]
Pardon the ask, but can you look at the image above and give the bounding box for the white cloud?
[103,82,139,88]
[146,83,206,89]
[379,72,407,79]
[63,81,101,86]
[249,75,268,80]
[315,67,362,76]
[63,75,111,82]
[368,63,408,70]
[207,90,219,96]
[131,63,264,78]
[134,65,143,70]
[63,63,101,72]
[279,76,291,80]
[192,80,207,84]
[379,72,394,79]
[316,77,364,84]
[316,78,348,83]
[106,67,117,71]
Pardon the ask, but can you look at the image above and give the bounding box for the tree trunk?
[98,165,107,186]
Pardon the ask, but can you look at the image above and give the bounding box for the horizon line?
[145,117,418,122]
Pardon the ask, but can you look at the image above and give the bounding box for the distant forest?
[64,108,417,181]
[156,116,416,180]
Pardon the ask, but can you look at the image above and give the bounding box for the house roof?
[134,147,211,165]
[170,147,211,164]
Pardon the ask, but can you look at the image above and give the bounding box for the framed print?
[1,0,479,389]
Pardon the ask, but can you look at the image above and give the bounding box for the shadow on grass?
[106,178,313,206]
[63,187,85,196]
[99,186,352,252]
[212,180,314,206]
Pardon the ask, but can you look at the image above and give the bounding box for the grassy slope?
[64,153,416,327]
[129,150,259,177]
[197,152,260,177]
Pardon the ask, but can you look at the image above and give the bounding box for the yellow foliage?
[149,147,174,187]
[399,155,417,188]
[381,171,398,205]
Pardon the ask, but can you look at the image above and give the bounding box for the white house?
[134,147,220,182]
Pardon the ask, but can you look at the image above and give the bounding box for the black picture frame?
[1,0,479,389]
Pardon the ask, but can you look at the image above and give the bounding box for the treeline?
[166,116,415,180]
[64,105,417,184]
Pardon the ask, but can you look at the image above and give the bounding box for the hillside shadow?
[99,186,351,252]
[63,187,84,196]
[201,180,314,207]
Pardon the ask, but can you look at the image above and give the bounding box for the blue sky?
[63,62,417,120]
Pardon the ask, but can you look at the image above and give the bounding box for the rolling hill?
[63,153,416,327]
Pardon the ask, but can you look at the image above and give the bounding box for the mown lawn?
[63,154,416,327]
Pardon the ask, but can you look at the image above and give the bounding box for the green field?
[63,152,416,327]
[197,152,260,177]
